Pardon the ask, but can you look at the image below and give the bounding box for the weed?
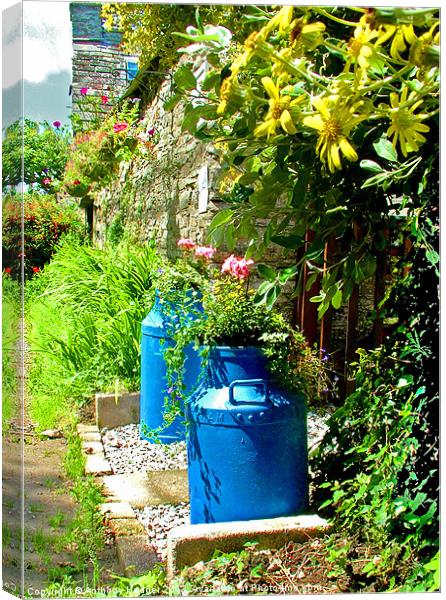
[48,512,65,529]
[3,499,14,510]
[2,523,11,545]
[28,503,45,514]
[30,528,54,555]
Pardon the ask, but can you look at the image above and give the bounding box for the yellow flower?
[387,87,430,157]
[266,6,294,35]
[409,22,440,68]
[216,75,245,115]
[303,95,366,173]
[377,24,418,60]
[289,19,326,52]
[346,21,380,71]
[254,77,304,139]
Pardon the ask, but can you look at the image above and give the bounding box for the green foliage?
[101,4,248,73]
[26,239,159,417]
[2,192,83,278]
[312,198,439,591]
[2,276,20,431]
[2,119,71,192]
[147,246,330,441]
[172,6,439,316]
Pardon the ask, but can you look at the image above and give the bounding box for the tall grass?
[2,276,21,431]
[26,239,159,429]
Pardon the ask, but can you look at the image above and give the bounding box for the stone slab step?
[100,502,136,520]
[167,514,331,579]
[85,453,113,476]
[82,441,104,454]
[99,470,188,508]
[115,535,159,578]
[77,423,99,434]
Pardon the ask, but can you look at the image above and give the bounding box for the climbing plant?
[165,5,439,591]
[167,6,439,315]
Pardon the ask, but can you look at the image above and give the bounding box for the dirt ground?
[2,417,120,598]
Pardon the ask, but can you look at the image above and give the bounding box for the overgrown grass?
[2,275,20,431]
[26,238,159,430]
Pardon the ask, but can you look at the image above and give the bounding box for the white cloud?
[23,1,72,84]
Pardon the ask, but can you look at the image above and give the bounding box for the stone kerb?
[95,391,140,429]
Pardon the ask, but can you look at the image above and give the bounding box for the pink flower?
[32,267,40,273]
[148,127,155,136]
[221,255,254,280]
[113,122,129,133]
[80,87,88,96]
[194,246,217,260]
[177,238,196,250]
[101,95,109,105]
[42,177,52,185]
[53,120,61,128]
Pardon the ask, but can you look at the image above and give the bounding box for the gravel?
[134,503,190,561]
[101,424,187,474]
[101,413,330,475]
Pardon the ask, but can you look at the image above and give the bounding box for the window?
[126,60,138,82]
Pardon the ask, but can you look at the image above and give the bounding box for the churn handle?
[228,379,270,405]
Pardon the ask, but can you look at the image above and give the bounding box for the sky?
[2,0,72,129]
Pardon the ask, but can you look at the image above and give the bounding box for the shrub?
[2,276,20,431]
[2,192,83,278]
[26,239,159,417]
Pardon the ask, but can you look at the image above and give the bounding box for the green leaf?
[257,264,276,282]
[174,66,197,91]
[271,234,304,249]
[163,94,182,112]
[360,159,384,173]
[209,208,233,231]
[278,265,298,284]
[331,288,343,309]
[373,138,398,162]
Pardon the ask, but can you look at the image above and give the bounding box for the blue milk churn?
[140,291,202,443]
[186,346,308,524]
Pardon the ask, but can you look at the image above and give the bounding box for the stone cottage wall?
[70,2,137,126]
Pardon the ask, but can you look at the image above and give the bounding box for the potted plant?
[158,242,331,523]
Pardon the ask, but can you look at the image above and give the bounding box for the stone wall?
[70,2,137,126]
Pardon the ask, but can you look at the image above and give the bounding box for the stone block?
[100,470,189,508]
[77,423,99,434]
[109,517,146,538]
[95,391,140,429]
[85,454,113,476]
[100,502,135,520]
[82,441,104,454]
[79,431,102,443]
[167,514,331,578]
[115,535,159,578]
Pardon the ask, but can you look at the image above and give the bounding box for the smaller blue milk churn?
[186,346,308,524]
[140,291,201,443]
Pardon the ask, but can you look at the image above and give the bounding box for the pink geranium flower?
[194,246,217,260]
[113,122,129,133]
[221,255,254,279]
[32,267,40,273]
[101,95,109,105]
[42,177,52,185]
[177,238,196,250]
[80,87,88,96]
[53,120,61,128]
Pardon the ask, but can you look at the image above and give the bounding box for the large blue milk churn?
[186,346,308,524]
[140,291,202,443]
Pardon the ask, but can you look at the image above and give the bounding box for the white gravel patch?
[101,414,330,475]
[134,503,190,561]
[101,424,187,474]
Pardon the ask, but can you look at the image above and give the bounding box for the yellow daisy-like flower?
[254,77,304,139]
[303,95,366,173]
[216,75,245,115]
[346,21,380,71]
[289,19,326,52]
[266,6,294,35]
[387,87,430,157]
[409,22,440,68]
[377,23,418,61]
